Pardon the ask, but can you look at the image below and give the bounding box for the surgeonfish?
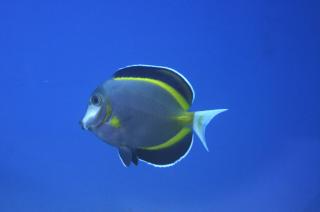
[80,65,227,167]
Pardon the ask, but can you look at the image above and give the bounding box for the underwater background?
[1,0,319,212]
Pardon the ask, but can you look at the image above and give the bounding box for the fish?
[80,65,227,167]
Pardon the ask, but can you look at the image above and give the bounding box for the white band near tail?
[193,109,228,151]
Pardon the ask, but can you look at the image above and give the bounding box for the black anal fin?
[137,131,193,167]
[118,147,132,167]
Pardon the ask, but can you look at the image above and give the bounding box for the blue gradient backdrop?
[1,1,319,211]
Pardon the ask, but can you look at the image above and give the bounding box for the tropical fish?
[80,65,227,167]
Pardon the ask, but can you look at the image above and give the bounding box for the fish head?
[80,86,111,131]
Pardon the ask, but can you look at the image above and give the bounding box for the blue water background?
[1,1,319,211]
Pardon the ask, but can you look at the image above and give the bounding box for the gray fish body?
[81,65,227,167]
[94,79,183,149]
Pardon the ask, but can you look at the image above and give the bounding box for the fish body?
[81,65,227,167]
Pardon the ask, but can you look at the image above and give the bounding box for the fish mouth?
[79,120,92,130]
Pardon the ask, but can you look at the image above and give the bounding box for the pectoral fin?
[118,147,138,167]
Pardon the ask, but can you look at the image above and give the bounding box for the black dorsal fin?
[136,132,193,167]
[113,65,195,105]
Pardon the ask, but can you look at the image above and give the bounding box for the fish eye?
[90,95,102,106]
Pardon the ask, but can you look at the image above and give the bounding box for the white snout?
[81,105,101,130]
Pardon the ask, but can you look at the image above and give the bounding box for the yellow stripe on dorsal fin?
[113,65,195,107]
[114,77,190,111]
[142,128,191,151]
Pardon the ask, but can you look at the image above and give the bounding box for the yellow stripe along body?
[113,77,192,151]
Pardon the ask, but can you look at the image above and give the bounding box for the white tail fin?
[193,109,228,151]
